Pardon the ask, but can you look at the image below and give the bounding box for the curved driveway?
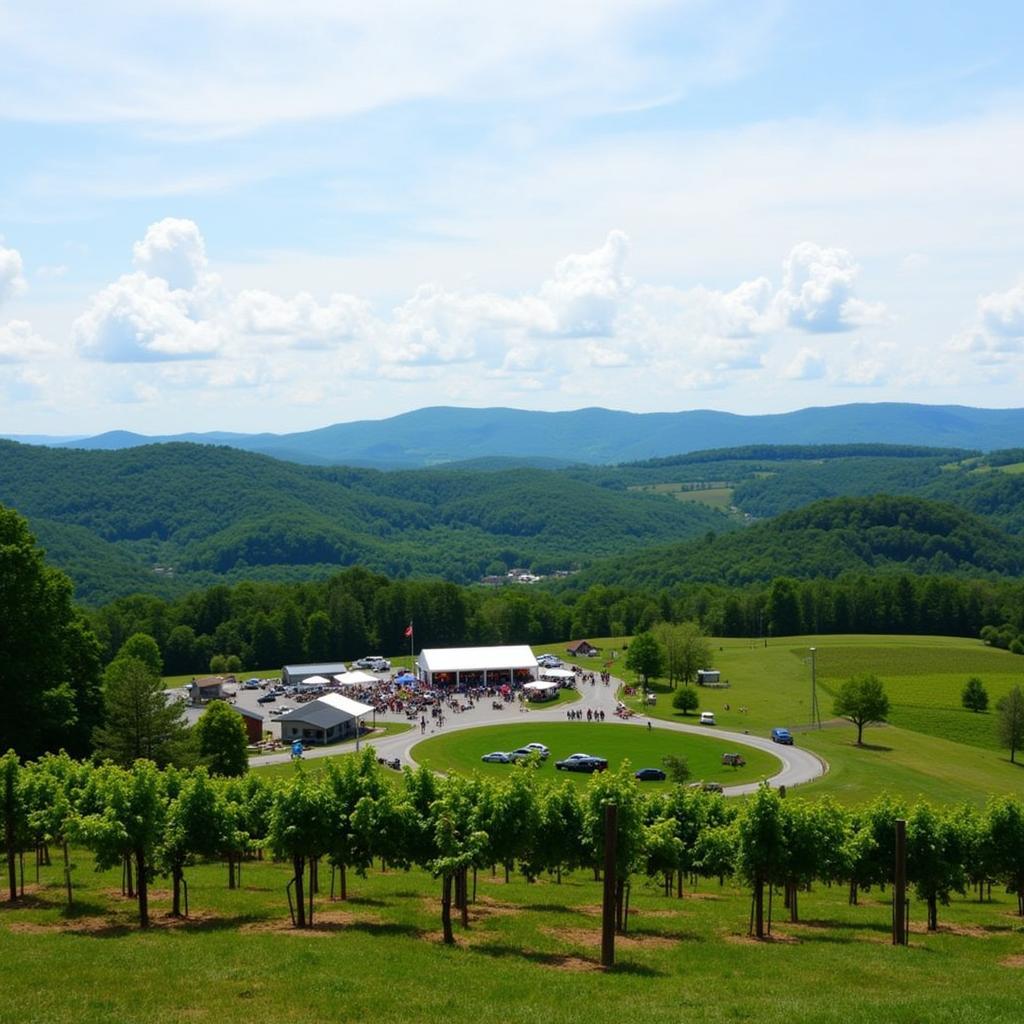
[250,674,826,795]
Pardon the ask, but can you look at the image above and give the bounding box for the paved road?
[249,674,827,794]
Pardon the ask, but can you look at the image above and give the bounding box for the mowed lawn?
[809,640,1022,752]
[615,634,1024,806]
[411,723,779,789]
[3,847,1024,1024]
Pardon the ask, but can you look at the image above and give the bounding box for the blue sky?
[2,0,1024,435]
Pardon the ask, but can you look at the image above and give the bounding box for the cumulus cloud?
[68,215,888,415]
[950,279,1024,358]
[0,321,53,362]
[0,244,27,305]
[774,242,883,333]
[74,273,223,362]
[132,218,210,291]
[233,289,374,349]
[540,229,630,337]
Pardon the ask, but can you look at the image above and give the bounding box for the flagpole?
[409,621,414,675]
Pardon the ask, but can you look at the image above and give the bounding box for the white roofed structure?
[333,670,379,687]
[417,645,538,688]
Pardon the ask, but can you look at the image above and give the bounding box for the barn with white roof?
[416,645,538,688]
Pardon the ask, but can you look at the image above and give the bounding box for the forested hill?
[11,402,1024,467]
[0,440,730,604]
[572,495,1024,590]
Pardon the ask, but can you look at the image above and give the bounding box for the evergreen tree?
[92,656,190,767]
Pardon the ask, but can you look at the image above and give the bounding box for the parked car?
[242,678,261,690]
[634,767,667,781]
[688,781,724,794]
[555,753,608,773]
[481,751,512,763]
[699,711,716,726]
[537,654,562,668]
[771,727,794,745]
[721,752,746,767]
[522,742,550,757]
[355,656,391,671]
[257,693,276,704]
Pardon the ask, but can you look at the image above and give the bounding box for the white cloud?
[540,229,630,337]
[233,289,374,349]
[132,218,210,291]
[73,272,223,362]
[0,320,53,362]
[774,242,884,333]
[0,3,766,134]
[950,278,1024,358]
[783,347,826,381]
[0,244,27,305]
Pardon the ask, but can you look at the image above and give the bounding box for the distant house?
[282,663,348,687]
[189,675,234,704]
[235,706,265,744]
[566,640,599,657]
[696,669,721,686]
[276,693,374,746]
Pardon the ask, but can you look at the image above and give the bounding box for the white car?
[699,711,716,726]
[355,656,391,672]
[481,751,512,763]
[522,742,550,757]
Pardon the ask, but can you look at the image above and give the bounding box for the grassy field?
[412,723,779,789]
[609,634,1024,806]
[3,846,1024,1024]
[250,722,412,782]
[628,482,735,509]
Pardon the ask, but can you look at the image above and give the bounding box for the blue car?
[771,727,794,745]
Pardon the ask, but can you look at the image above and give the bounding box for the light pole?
[809,647,821,729]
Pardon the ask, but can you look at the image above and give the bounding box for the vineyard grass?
[411,723,779,789]
[3,845,1024,1024]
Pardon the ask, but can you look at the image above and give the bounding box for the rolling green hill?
[574,494,1024,590]
[0,440,732,603]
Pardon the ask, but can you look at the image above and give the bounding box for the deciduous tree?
[193,700,249,777]
[996,685,1024,763]
[833,674,890,745]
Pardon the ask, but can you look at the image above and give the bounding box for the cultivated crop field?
[411,723,779,789]
[3,846,1024,1024]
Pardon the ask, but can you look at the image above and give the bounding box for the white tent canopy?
[333,670,379,687]
[540,667,575,680]
[523,681,559,692]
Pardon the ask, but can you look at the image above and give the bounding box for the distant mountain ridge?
[7,402,1024,468]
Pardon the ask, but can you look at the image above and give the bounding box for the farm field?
[411,723,779,789]
[3,847,1024,1024]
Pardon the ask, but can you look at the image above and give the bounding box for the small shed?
[189,675,234,704]
[236,706,265,744]
[566,640,599,657]
[696,669,721,686]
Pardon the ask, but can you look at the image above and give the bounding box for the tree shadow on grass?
[471,941,663,976]
[853,742,893,752]
[344,896,389,907]
[347,920,425,939]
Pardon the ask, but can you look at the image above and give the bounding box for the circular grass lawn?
[411,722,779,789]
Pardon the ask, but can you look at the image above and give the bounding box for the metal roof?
[283,662,349,676]
[276,693,374,729]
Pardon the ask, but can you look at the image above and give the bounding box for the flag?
[404,623,413,638]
